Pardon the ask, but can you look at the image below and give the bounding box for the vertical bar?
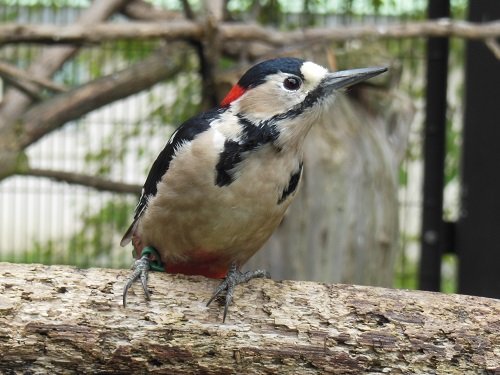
[458,0,500,298]
[418,0,450,291]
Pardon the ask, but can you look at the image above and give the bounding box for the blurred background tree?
[0,0,474,292]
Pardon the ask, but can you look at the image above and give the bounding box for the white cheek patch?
[301,61,328,87]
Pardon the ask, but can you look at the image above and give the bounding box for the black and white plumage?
[120,108,219,245]
[121,57,387,319]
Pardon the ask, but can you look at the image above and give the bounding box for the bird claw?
[206,262,270,323]
[123,255,151,307]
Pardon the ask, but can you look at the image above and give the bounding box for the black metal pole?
[457,0,500,298]
[419,0,450,291]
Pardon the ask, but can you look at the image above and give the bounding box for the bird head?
[221,57,387,150]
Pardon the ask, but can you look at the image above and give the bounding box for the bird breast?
[137,127,302,269]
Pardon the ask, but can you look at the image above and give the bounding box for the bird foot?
[122,246,163,307]
[206,262,270,322]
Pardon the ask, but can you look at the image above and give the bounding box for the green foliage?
[20,198,134,268]
[451,0,467,19]
[395,251,458,293]
[441,254,458,293]
[302,0,322,26]
[370,0,383,13]
[392,18,464,292]
[26,239,62,265]
[0,4,20,21]
[258,0,283,26]
[444,38,465,188]
[444,117,460,186]
[112,40,158,64]
[147,73,202,126]
[341,0,354,16]
[394,258,418,290]
[67,199,133,267]
[83,125,133,177]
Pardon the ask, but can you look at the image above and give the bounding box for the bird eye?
[283,76,302,91]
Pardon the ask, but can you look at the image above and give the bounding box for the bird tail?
[120,220,138,247]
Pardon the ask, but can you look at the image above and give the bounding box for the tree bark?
[20,168,141,195]
[0,262,498,374]
[0,60,68,93]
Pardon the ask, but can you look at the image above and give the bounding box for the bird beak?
[299,66,388,111]
[302,67,388,107]
[321,66,388,91]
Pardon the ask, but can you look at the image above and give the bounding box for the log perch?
[0,262,498,374]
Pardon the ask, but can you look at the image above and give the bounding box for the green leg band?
[140,246,165,272]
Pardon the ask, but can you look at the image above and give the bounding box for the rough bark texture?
[0,262,498,374]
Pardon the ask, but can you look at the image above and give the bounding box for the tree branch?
[485,38,500,59]
[120,0,285,61]
[220,19,500,44]
[0,0,132,132]
[121,0,183,21]
[0,74,43,101]
[0,262,498,373]
[0,20,203,45]
[0,60,68,93]
[199,0,224,108]
[20,168,141,194]
[0,19,499,45]
[17,47,184,148]
[180,0,196,21]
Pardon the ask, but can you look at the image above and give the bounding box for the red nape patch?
[220,84,246,107]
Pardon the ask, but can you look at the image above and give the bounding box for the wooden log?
[0,262,498,374]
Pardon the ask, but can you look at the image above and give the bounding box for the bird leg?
[206,262,270,322]
[122,246,164,307]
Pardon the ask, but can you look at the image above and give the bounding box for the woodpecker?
[121,57,386,321]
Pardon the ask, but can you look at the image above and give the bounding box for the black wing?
[120,107,225,246]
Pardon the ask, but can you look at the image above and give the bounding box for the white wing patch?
[212,129,226,150]
[133,188,145,212]
[167,128,180,144]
